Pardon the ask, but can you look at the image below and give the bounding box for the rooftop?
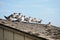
[0,19,60,40]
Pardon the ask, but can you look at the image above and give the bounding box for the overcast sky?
[0,0,60,27]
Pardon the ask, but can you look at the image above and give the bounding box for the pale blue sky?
[0,0,60,27]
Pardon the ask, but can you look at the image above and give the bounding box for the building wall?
[0,28,3,40]
[0,26,45,40]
